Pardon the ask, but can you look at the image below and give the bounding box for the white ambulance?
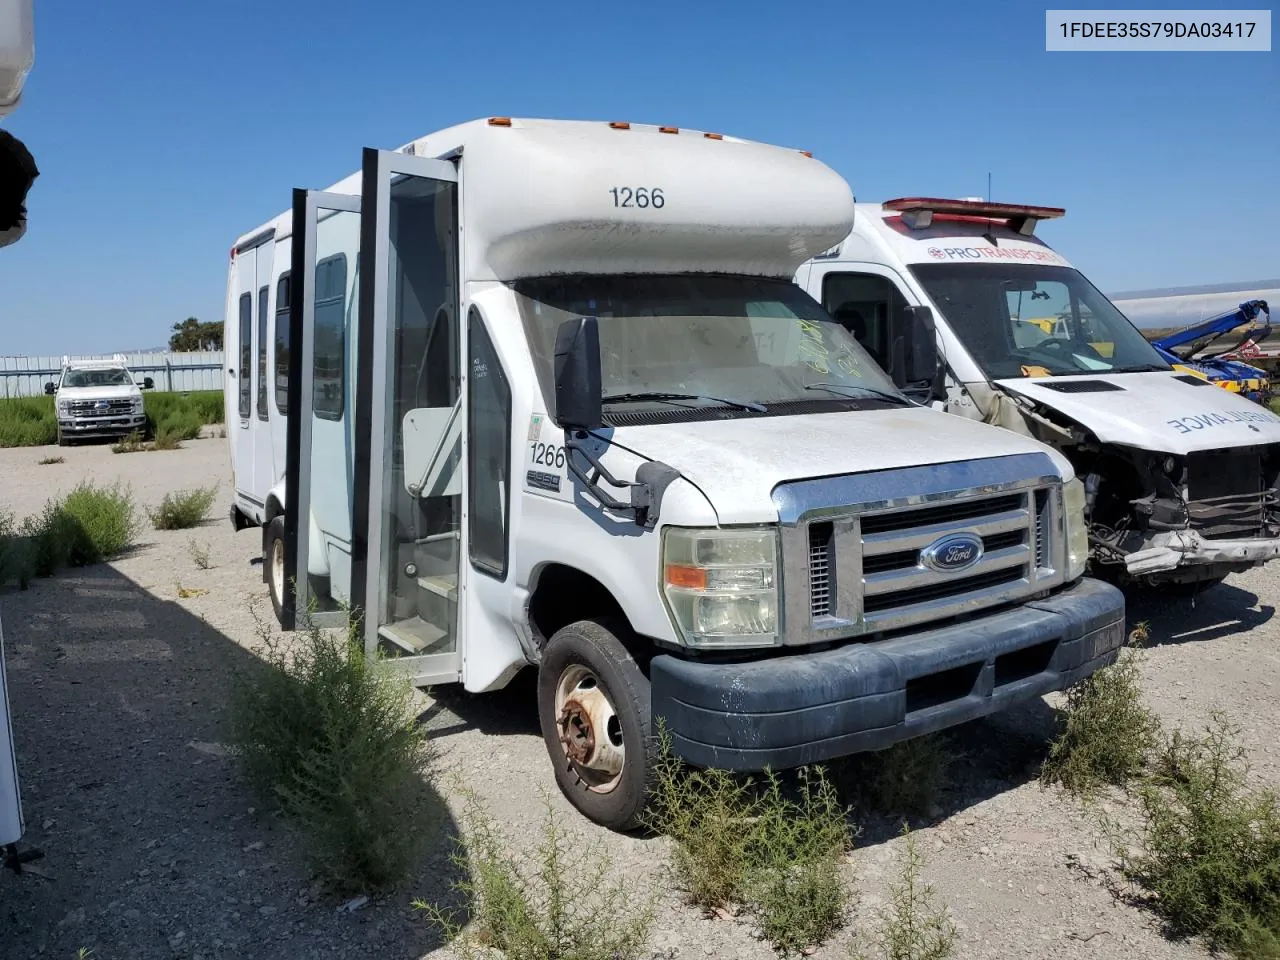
[798,197,1280,589]
[225,120,1124,828]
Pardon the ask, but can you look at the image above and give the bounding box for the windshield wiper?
[1112,363,1171,373]
[803,382,915,406]
[601,391,768,413]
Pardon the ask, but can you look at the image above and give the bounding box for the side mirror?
[142,377,154,390]
[43,381,55,395]
[888,305,940,389]
[553,316,603,429]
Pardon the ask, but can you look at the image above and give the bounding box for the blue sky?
[0,0,1275,355]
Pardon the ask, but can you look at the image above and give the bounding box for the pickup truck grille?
[64,398,135,416]
[774,454,1066,645]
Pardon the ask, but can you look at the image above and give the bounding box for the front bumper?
[651,577,1125,771]
[58,415,147,438]
[1124,529,1280,577]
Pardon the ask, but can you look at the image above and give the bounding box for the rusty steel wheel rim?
[554,664,625,793]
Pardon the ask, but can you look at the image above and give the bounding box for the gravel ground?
[1,435,1277,959]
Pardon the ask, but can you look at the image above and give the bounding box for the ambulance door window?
[820,273,906,372]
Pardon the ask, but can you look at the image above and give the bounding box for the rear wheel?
[264,515,286,625]
[537,619,655,830]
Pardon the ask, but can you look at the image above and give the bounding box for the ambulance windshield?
[515,274,902,418]
[909,263,1170,380]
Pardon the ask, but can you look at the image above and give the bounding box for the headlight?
[131,396,144,411]
[1063,478,1089,581]
[662,526,779,649]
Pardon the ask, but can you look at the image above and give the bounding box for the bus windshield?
[62,367,134,388]
[513,274,903,418]
[908,263,1170,380]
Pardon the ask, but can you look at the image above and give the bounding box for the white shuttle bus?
[797,198,1280,589]
[225,119,1124,828]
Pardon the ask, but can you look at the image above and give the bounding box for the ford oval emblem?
[921,533,984,574]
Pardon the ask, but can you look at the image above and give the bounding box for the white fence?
[0,351,225,398]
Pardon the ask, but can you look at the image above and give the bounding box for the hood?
[610,407,1071,525]
[995,371,1280,454]
[57,384,141,402]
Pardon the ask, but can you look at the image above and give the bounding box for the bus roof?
[235,117,855,282]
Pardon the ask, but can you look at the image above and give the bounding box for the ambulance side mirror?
[889,305,940,390]
[553,316,603,430]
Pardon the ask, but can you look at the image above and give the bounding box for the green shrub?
[747,768,852,954]
[0,396,56,447]
[417,793,654,960]
[1041,643,1160,796]
[0,512,35,589]
[646,742,761,908]
[229,616,435,893]
[143,390,223,437]
[187,538,212,570]
[646,735,855,954]
[111,431,146,454]
[1117,713,1280,958]
[1,484,137,583]
[854,828,957,960]
[149,486,217,530]
[832,736,951,820]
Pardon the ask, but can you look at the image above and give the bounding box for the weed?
[188,538,212,570]
[646,737,761,908]
[646,733,854,954]
[149,429,185,451]
[1116,712,1280,958]
[37,455,64,465]
[832,736,951,820]
[0,512,34,589]
[417,792,654,960]
[747,768,853,954]
[0,396,56,447]
[149,486,217,530]
[111,431,146,454]
[229,614,434,893]
[1041,637,1159,797]
[854,828,957,960]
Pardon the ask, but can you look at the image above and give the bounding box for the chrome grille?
[773,454,1067,646]
[808,522,834,618]
[858,492,1035,630]
[66,398,134,415]
[1034,489,1051,569]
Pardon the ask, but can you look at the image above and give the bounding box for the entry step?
[417,574,457,601]
[378,617,454,656]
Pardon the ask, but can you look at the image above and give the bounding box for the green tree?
[169,317,224,352]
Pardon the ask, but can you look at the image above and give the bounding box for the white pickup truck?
[44,355,153,444]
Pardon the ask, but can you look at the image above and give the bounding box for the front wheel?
[537,619,655,830]
[264,515,286,626]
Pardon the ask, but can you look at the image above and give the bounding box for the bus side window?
[820,273,905,371]
[238,293,252,420]
[275,272,290,415]
[467,308,511,579]
[256,285,269,420]
[312,254,347,421]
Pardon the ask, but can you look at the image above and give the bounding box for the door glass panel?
[375,174,460,659]
[304,207,361,616]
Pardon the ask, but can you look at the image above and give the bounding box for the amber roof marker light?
[487,117,512,127]
[609,121,631,130]
[658,126,679,134]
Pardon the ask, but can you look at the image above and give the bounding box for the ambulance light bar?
[883,197,1066,236]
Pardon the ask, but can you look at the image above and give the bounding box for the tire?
[537,619,655,831]
[264,515,286,626]
[56,429,66,447]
